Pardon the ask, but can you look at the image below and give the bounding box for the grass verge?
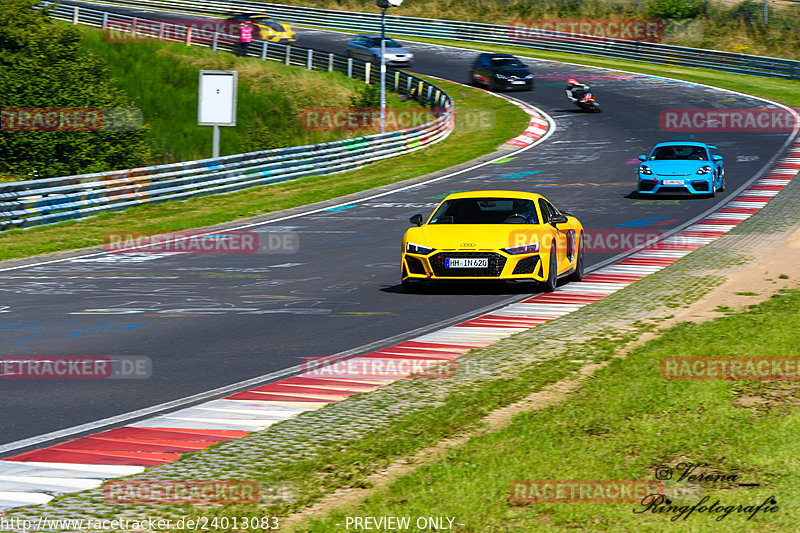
[300,287,800,532]
[0,77,529,261]
[73,24,419,163]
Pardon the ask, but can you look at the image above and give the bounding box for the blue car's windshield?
[650,145,708,161]
[429,198,539,224]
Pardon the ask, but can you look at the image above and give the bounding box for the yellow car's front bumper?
[401,250,546,282]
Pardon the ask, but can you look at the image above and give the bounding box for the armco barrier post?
[185,26,192,46]
[365,62,371,83]
[347,57,353,78]
[328,53,334,72]
[262,41,267,60]
[285,45,291,65]
[101,11,107,29]
[72,5,78,24]
[307,49,313,69]
[158,22,165,40]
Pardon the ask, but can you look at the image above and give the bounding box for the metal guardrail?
[0,4,453,230]
[78,0,800,80]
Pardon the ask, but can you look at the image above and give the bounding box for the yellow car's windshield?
[429,198,539,224]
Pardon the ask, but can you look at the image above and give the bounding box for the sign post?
[198,70,238,158]
[376,0,403,134]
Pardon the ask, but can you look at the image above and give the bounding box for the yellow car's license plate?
[446,258,488,268]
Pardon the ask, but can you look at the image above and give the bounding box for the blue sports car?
[636,142,725,197]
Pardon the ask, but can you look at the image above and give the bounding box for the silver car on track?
[345,34,415,67]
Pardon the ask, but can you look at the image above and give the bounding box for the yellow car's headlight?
[503,242,540,255]
[406,242,435,255]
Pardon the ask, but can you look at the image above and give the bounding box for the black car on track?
[469,53,534,91]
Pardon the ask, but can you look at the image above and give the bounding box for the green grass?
[125,329,643,532]
[0,77,529,260]
[74,24,418,163]
[300,289,800,532]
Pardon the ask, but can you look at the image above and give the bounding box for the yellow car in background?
[226,13,296,42]
[401,191,585,292]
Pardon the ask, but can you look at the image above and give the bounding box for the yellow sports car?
[401,191,585,292]
[226,13,296,42]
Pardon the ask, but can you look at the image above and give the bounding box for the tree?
[0,0,154,179]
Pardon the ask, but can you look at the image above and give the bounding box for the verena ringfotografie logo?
[660,108,799,132]
[509,18,664,43]
[1,108,143,132]
[103,230,299,254]
[510,480,664,503]
[104,480,259,504]
[661,357,800,380]
[301,356,456,380]
[0,356,151,379]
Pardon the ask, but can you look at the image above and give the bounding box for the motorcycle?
[577,94,601,113]
[575,93,601,113]
[567,86,600,113]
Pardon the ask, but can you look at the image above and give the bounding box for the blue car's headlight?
[524,74,534,79]
[503,242,540,255]
[639,165,652,175]
[696,165,712,175]
[495,73,508,80]
[406,242,434,255]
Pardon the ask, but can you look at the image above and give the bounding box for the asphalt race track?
[0,0,793,453]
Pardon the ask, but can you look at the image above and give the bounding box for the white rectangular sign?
[198,70,237,126]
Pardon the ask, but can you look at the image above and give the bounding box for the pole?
[763,0,768,25]
[212,124,220,158]
[380,7,387,135]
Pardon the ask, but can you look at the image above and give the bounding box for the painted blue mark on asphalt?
[495,171,543,179]
[2,323,152,347]
[617,217,672,227]
[323,205,358,212]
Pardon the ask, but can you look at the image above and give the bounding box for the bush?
[0,0,154,179]
[647,0,704,19]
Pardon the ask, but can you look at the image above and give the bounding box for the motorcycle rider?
[565,78,591,103]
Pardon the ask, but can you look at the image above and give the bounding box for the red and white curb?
[1,143,797,512]
[504,104,550,147]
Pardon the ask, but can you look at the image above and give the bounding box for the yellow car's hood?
[406,224,549,251]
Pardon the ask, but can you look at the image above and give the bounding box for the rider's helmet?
[566,78,579,88]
